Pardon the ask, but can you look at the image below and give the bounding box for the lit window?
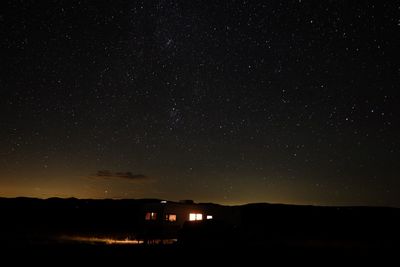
[145,212,157,220]
[165,214,177,222]
[206,215,213,220]
[189,213,203,221]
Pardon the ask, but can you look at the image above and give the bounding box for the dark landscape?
[1,197,399,263]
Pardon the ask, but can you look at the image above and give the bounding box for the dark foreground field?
[4,241,399,265]
[1,197,399,263]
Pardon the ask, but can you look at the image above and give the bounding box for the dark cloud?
[94,170,148,181]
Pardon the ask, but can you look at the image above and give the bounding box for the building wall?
[142,201,241,227]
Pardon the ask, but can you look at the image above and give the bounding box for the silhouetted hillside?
[0,197,399,260]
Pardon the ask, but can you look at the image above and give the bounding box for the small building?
[139,200,241,242]
[143,200,216,226]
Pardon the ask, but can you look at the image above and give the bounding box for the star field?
[1,1,399,206]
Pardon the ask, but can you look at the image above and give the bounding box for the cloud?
[93,170,148,181]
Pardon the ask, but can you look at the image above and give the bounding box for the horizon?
[1,195,399,209]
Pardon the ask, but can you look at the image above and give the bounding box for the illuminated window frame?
[145,212,157,221]
[165,214,177,222]
[189,213,203,221]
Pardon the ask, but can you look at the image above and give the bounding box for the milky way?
[1,1,399,206]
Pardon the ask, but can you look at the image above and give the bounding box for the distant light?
[145,212,157,220]
[189,213,203,221]
[60,236,144,245]
[206,215,213,220]
[165,214,176,222]
[160,200,167,204]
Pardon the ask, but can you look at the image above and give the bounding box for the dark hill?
[0,197,399,258]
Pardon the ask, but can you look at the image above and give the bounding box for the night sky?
[1,1,399,206]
